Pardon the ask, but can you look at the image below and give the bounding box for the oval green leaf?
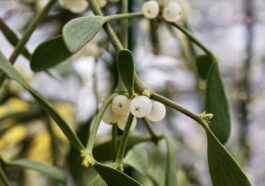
[4,159,66,184]
[124,145,149,175]
[63,16,106,53]
[205,62,230,144]
[117,49,135,94]
[94,163,142,186]
[196,55,213,79]
[30,36,71,72]
[0,50,84,150]
[204,126,251,186]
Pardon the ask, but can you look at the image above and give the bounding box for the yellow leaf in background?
[27,130,52,164]
[7,98,30,110]
[51,103,76,142]
[0,98,30,117]
[0,125,27,150]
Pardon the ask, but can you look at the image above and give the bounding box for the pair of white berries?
[103,95,166,130]
[142,0,182,23]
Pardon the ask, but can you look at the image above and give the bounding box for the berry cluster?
[142,0,182,23]
[103,95,166,131]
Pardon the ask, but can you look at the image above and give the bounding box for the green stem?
[88,0,123,51]
[112,125,118,160]
[9,0,56,63]
[0,164,11,186]
[151,92,207,127]
[93,59,99,105]
[86,93,117,151]
[168,23,199,80]
[115,113,133,164]
[143,118,163,144]
[0,18,31,59]
[121,0,129,48]
[106,13,143,22]
[150,20,160,54]
[171,23,215,59]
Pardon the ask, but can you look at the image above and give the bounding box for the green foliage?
[31,36,71,72]
[0,50,84,150]
[165,138,177,186]
[124,145,149,175]
[89,176,107,186]
[196,55,213,79]
[117,49,135,94]
[0,1,252,185]
[67,119,92,185]
[93,135,152,162]
[204,126,251,186]
[3,159,66,184]
[205,62,231,144]
[63,16,106,53]
[94,163,142,186]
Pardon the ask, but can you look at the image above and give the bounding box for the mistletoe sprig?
[0,0,251,186]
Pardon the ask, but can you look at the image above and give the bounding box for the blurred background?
[0,0,265,185]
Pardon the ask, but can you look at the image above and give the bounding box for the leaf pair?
[30,16,106,72]
[196,55,230,144]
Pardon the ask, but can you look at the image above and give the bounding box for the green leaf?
[117,49,135,94]
[63,16,106,53]
[205,62,230,144]
[93,135,151,162]
[165,138,177,186]
[94,163,142,186]
[0,18,31,60]
[0,50,84,150]
[146,147,167,186]
[124,145,149,175]
[4,159,66,184]
[204,126,251,186]
[88,175,107,186]
[30,36,71,72]
[196,55,213,79]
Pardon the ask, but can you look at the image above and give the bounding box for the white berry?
[142,1,160,19]
[102,106,118,124]
[147,101,166,122]
[162,1,182,23]
[130,96,152,118]
[117,116,137,131]
[59,0,88,14]
[111,95,130,116]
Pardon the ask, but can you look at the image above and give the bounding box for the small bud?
[142,89,151,97]
[200,112,214,122]
[80,150,95,168]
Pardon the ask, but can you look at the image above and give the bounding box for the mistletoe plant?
[0,0,252,186]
